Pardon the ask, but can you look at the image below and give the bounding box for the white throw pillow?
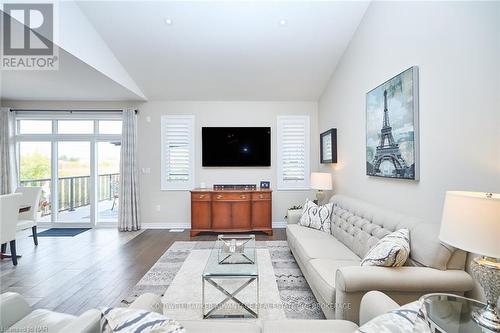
[361,229,410,267]
[355,300,431,333]
[298,199,333,233]
[100,307,185,333]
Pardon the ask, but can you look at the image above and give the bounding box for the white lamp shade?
[439,191,500,258]
[310,172,332,190]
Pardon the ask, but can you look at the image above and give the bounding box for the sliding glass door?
[15,112,122,226]
[57,141,92,223]
[97,141,121,222]
[19,141,52,222]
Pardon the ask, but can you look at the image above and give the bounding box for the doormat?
[31,228,91,237]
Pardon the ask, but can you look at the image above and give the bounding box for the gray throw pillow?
[361,229,410,267]
[355,300,430,333]
[100,307,185,333]
[299,199,333,234]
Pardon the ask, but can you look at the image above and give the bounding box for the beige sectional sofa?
[0,291,402,333]
[286,194,474,324]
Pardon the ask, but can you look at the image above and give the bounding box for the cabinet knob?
[216,195,223,199]
[240,195,246,199]
[199,194,205,199]
[259,194,264,199]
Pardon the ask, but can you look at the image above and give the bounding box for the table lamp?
[310,172,332,205]
[439,191,500,331]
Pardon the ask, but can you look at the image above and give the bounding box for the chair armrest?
[58,309,100,333]
[0,292,32,330]
[287,209,302,224]
[336,266,474,293]
[359,291,400,325]
[128,293,162,313]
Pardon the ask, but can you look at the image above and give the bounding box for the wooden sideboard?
[190,189,272,237]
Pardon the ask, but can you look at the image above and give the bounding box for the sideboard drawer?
[251,192,271,200]
[191,193,211,201]
[213,192,251,201]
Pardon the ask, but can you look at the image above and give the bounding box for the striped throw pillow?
[101,307,185,333]
[361,229,410,267]
[355,300,431,333]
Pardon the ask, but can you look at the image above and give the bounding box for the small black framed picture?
[260,181,270,189]
[320,128,337,163]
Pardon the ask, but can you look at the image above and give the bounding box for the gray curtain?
[0,108,18,194]
[119,109,140,231]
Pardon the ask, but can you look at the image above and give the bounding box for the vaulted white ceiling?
[1,1,369,101]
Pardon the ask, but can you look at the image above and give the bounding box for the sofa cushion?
[287,224,360,262]
[330,195,460,271]
[305,259,360,304]
[298,200,333,233]
[361,229,410,267]
[263,319,358,333]
[409,223,455,270]
[9,309,75,333]
[180,320,260,333]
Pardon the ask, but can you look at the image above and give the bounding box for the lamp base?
[471,257,500,332]
[315,190,326,205]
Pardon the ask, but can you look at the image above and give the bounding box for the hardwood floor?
[0,228,286,315]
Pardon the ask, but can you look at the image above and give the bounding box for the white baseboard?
[272,221,287,228]
[141,221,287,229]
[37,221,287,230]
[141,223,190,229]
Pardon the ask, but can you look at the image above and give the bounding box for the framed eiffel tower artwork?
[366,66,419,180]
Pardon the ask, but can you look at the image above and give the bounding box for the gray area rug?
[122,240,325,320]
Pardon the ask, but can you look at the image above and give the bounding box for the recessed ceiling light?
[165,18,173,25]
[279,19,287,26]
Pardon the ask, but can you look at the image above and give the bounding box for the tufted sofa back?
[329,195,467,271]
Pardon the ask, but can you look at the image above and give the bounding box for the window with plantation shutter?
[277,115,310,190]
[161,115,195,190]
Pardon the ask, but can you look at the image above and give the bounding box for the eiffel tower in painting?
[372,90,408,177]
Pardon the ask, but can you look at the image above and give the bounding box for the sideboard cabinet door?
[251,193,272,230]
[191,193,211,230]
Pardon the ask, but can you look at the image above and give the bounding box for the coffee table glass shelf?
[421,293,498,333]
[202,234,258,319]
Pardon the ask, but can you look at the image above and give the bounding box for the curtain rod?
[10,108,138,114]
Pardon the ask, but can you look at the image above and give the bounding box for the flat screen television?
[202,127,271,167]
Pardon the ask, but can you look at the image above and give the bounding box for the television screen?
[202,127,271,167]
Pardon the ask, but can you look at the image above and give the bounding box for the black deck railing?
[20,173,119,213]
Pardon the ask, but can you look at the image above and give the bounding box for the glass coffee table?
[421,293,497,333]
[202,235,259,319]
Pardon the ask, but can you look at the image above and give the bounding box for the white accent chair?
[15,187,42,246]
[0,193,22,266]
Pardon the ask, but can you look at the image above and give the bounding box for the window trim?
[160,115,195,191]
[276,115,310,191]
[14,112,123,226]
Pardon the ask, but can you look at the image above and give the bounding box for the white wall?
[2,100,318,227]
[318,1,500,223]
[137,101,318,227]
[318,1,500,301]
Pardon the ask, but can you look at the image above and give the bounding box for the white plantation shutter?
[277,116,310,190]
[161,115,195,190]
